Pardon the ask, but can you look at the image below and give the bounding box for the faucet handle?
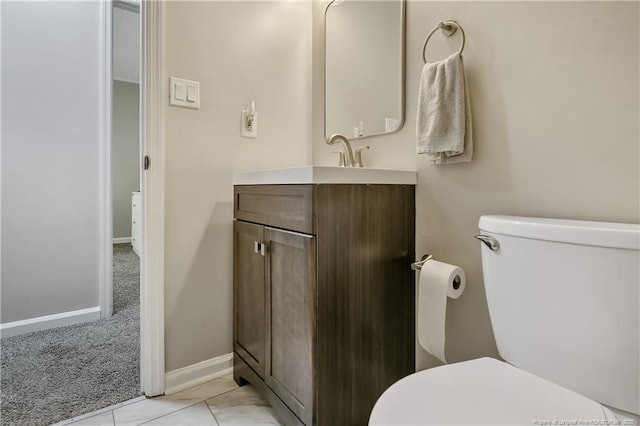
[331,150,346,167]
[354,146,370,168]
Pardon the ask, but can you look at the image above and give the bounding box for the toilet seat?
[369,357,615,425]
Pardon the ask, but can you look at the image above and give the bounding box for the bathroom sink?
[233,166,417,185]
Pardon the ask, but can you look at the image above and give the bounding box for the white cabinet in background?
[131,191,141,256]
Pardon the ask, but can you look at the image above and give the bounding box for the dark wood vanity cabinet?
[233,184,415,426]
[234,220,316,424]
[233,221,267,378]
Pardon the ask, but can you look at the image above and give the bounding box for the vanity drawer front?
[234,185,314,234]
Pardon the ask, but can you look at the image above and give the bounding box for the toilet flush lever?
[475,235,500,251]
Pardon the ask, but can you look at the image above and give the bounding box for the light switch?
[186,85,197,103]
[169,77,200,109]
[175,83,186,101]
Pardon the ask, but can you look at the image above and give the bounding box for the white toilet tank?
[478,216,639,415]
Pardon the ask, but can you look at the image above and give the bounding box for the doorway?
[109,0,167,400]
[0,1,165,423]
[111,0,142,353]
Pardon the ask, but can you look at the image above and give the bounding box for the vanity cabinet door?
[265,228,316,426]
[233,221,266,378]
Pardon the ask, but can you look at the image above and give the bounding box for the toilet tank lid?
[478,215,640,250]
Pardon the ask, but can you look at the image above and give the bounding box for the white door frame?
[101,0,165,396]
[139,0,166,396]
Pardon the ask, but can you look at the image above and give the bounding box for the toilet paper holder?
[411,254,434,271]
[412,254,462,289]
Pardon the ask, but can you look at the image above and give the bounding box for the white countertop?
[233,166,417,185]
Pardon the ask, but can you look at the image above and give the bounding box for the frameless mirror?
[324,0,405,141]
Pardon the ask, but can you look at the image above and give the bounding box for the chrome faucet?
[327,134,355,167]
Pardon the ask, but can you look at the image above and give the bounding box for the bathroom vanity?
[232,166,416,426]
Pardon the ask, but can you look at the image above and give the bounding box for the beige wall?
[164,1,312,371]
[163,0,638,373]
[313,1,639,370]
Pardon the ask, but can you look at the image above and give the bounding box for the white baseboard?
[164,353,234,395]
[0,306,101,338]
[113,237,132,244]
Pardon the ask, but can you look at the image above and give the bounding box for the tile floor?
[53,375,283,426]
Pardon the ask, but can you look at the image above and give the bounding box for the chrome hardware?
[411,254,434,271]
[331,150,346,167]
[254,241,268,256]
[411,254,461,289]
[422,20,466,63]
[354,146,370,168]
[327,134,355,167]
[475,235,500,251]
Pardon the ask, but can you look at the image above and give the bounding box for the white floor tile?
[206,386,283,426]
[57,374,272,426]
[113,375,238,425]
[53,397,147,426]
[142,402,218,426]
[67,411,115,426]
[167,375,238,401]
[112,397,199,426]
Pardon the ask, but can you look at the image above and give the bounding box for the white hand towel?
[416,53,473,165]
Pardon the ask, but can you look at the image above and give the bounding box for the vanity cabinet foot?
[234,353,305,426]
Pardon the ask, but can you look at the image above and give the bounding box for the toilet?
[370,215,639,425]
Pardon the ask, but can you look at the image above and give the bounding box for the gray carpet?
[0,244,141,426]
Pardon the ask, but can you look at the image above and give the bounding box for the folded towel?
[416,53,473,165]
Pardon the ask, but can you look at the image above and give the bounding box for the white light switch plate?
[170,77,200,109]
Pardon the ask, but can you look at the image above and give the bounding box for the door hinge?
[143,155,150,170]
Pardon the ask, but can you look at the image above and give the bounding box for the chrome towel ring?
[422,20,466,63]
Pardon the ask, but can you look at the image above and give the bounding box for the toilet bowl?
[370,216,639,425]
[369,358,617,425]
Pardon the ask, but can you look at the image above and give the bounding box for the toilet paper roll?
[418,260,466,364]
